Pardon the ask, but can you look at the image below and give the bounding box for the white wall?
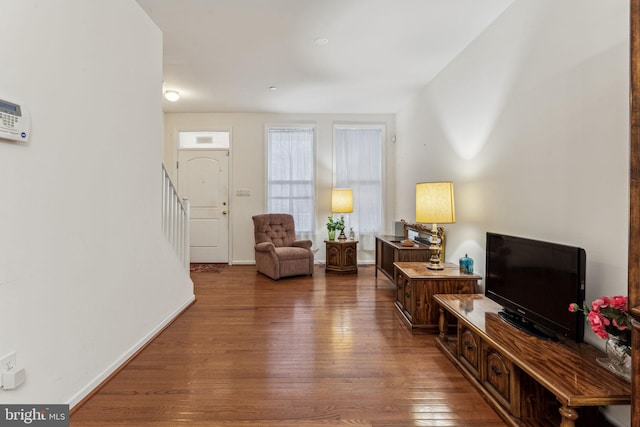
[395,0,629,424]
[0,1,194,407]
[163,113,396,264]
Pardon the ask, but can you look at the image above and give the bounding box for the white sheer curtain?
[334,126,383,251]
[267,127,315,241]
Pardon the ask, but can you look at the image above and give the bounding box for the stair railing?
[162,164,190,269]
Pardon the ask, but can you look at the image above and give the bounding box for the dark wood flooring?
[70,265,505,426]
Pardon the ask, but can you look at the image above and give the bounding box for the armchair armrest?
[292,240,312,250]
[255,242,276,253]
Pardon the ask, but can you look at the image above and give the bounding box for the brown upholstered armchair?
[252,213,314,280]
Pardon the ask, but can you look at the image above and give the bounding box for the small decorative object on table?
[459,254,474,274]
[603,336,632,381]
[569,295,632,381]
[326,215,344,241]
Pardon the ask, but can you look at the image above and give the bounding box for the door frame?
[174,128,233,264]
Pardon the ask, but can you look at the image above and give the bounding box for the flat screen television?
[485,232,586,342]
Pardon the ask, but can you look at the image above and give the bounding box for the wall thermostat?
[0,98,30,142]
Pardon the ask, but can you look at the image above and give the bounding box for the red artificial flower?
[589,318,610,340]
[613,318,628,331]
[591,296,610,312]
[610,295,628,311]
[570,295,632,343]
[568,303,580,313]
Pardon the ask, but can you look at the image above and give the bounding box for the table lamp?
[331,188,353,241]
[416,182,455,270]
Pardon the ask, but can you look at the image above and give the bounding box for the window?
[334,125,383,243]
[266,127,315,234]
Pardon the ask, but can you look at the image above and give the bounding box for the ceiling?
[135,0,514,114]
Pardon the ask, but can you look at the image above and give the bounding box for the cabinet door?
[483,345,520,416]
[344,245,357,267]
[459,326,480,379]
[326,244,340,268]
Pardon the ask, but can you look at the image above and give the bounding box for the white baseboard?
[67,294,196,409]
[230,260,256,265]
[230,260,375,266]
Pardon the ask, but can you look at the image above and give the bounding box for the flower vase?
[328,230,336,241]
[597,336,631,382]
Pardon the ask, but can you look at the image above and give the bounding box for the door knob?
[222,210,227,215]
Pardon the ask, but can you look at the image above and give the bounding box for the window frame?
[265,124,317,235]
[332,123,385,236]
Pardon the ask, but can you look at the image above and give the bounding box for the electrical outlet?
[0,352,16,372]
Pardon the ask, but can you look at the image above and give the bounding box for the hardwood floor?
[71,265,505,427]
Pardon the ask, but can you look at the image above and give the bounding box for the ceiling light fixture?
[314,37,329,46]
[164,90,180,102]
[269,86,277,91]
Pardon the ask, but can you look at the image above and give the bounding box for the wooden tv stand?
[433,294,631,427]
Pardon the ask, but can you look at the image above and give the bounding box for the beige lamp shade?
[416,182,456,224]
[331,188,353,213]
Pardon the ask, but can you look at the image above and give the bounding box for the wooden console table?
[433,294,631,427]
[374,236,432,281]
[394,262,480,332]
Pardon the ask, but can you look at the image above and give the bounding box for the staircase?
[162,164,190,269]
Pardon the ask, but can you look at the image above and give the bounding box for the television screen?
[485,232,586,342]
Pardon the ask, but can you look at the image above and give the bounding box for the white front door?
[178,150,229,263]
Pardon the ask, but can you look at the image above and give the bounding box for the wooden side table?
[393,262,480,332]
[325,240,358,274]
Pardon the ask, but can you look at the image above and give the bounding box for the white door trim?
[175,128,232,264]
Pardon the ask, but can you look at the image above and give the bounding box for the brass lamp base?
[426,223,443,270]
[337,214,347,241]
[427,259,444,270]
